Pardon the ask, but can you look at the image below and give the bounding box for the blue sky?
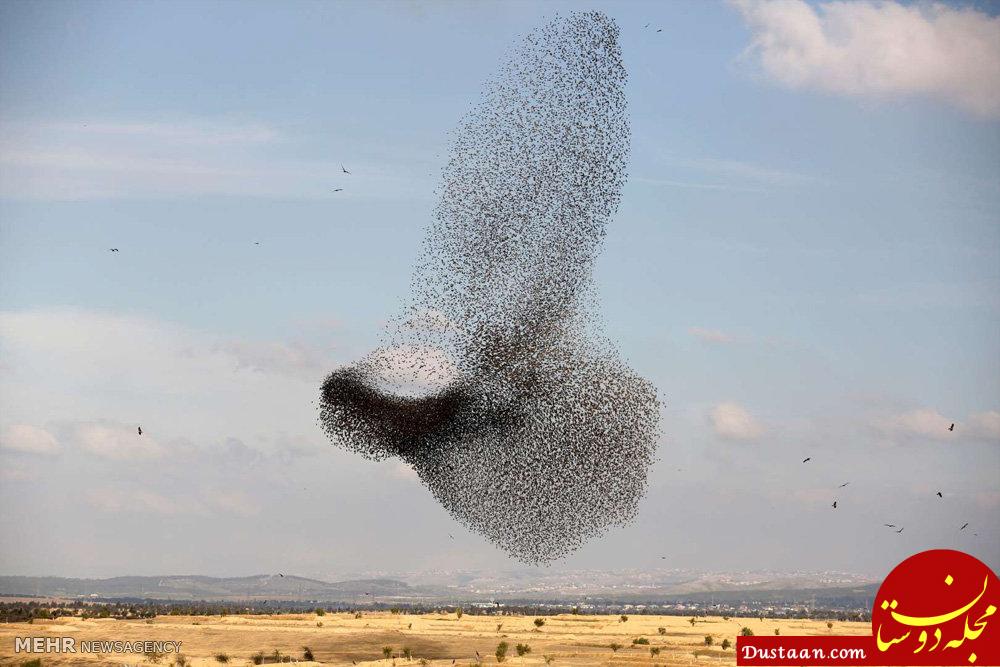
[1,0,998,580]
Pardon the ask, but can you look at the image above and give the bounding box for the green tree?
[495,641,509,663]
[608,643,622,653]
[533,618,545,628]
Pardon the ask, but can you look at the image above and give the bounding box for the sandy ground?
[0,612,869,666]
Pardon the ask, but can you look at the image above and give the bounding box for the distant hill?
[0,572,878,607]
[0,575,418,601]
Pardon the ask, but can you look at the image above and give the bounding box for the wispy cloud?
[689,327,735,344]
[0,118,432,201]
[732,0,1000,118]
[0,424,60,456]
[710,402,765,440]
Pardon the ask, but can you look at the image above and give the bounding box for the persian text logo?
[873,549,999,665]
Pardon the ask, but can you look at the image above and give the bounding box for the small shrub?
[174,655,188,667]
[402,647,412,660]
[721,639,731,650]
[722,616,731,621]
[303,647,314,661]
[741,627,754,637]
[408,623,412,629]
[251,652,264,665]
[632,637,649,645]
[455,608,463,619]
[827,621,833,631]
[533,618,545,628]
[146,651,166,664]
[515,643,530,657]
[619,614,628,623]
[354,612,363,619]
[316,621,323,627]
[774,628,780,635]
[496,623,504,633]
[571,606,579,615]
[21,661,42,667]
[543,655,555,664]
[608,643,622,653]
[383,646,393,659]
[688,617,696,627]
[704,635,713,646]
[495,641,509,663]
[420,661,429,667]
[657,627,666,635]
[650,647,661,657]
[214,654,230,664]
[314,608,326,616]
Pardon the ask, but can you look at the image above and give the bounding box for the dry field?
[0,611,869,667]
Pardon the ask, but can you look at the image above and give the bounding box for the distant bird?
[254,242,260,245]
[961,523,969,530]
[109,248,119,252]
[937,492,943,498]
[342,164,351,174]
[656,28,662,32]
[896,527,904,533]
[333,188,344,192]
[279,573,284,577]
[832,501,837,509]
[838,482,849,488]
[949,423,955,431]
[643,23,649,28]
[449,533,454,540]
[884,524,896,528]
[802,457,811,463]
[660,556,666,559]
[137,426,143,435]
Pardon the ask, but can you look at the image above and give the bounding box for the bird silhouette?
[884,524,896,528]
[937,492,943,498]
[896,527,904,533]
[832,501,837,509]
[656,28,662,32]
[802,457,811,463]
[839,482,849,488]
[333,188,344,192]
[448,533,454,540]
[961,523,969,530]
[109,248,119,252]
[949,423,955,431]
[137,426,142,435]
[279,573,284,577]
[643,23,649,28]
[342,164,351,174]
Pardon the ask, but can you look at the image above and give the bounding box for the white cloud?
[732,0,1000,118]
[689,327,735,344]
[710,402,765,440]
[0,118,431,200]
[72,421,164,461]
[0,424,60,455]
[968,410,1000,441]
[872,407,952,440]
[86,488,183,516]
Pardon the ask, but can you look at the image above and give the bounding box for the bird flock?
[318,12,660,564]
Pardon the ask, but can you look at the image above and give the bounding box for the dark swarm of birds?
[317,12,660,564]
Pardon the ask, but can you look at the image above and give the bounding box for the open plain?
[0,611,869,666]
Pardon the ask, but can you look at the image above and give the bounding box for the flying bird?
[802,457,811,463]
[448,533,454,540]
[896,527,904,533]
[643,23,649,28]
[937,492,943,498]
[333,188,344,192]
[884,524,896,528]
[961,523,969,530]
[949,423,955,431]
[137,426,142,435]
[279,573,284,577]
[832,501,837,509]
[656,28,662,32]
[109,248,119,252]
[839,483,849,488]
[341,164,351,174]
